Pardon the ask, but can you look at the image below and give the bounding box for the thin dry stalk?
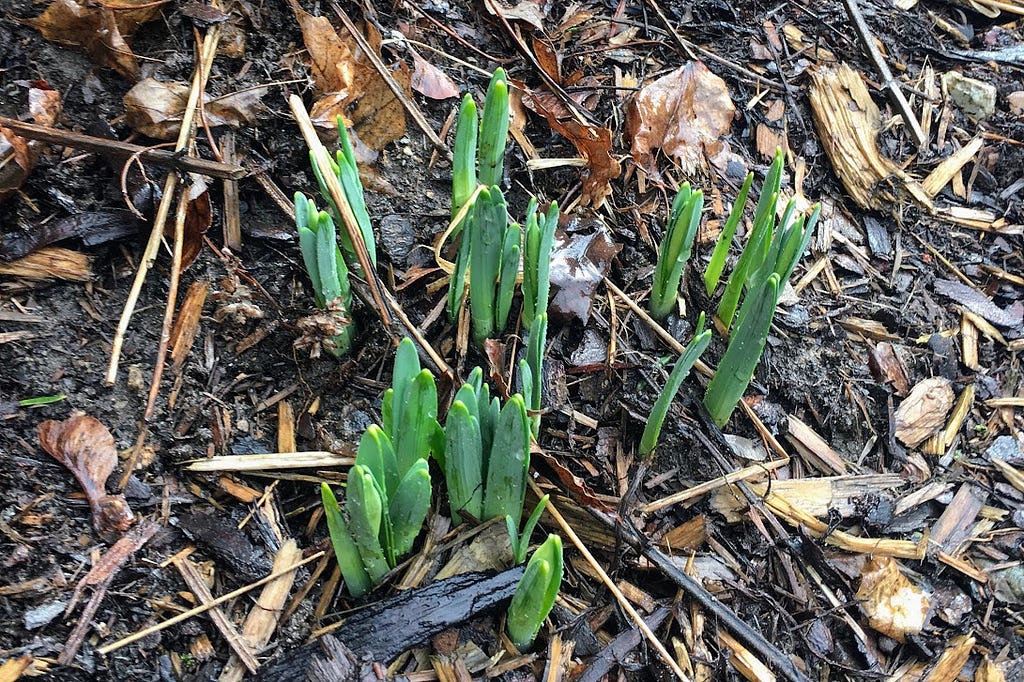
[106,25,222,385]
[528,479,691,682]
[97,552,323,655]
[641,459,788,514]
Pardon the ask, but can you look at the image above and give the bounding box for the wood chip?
[929,483,986,556]
[856,557,930,642]
[921,137,984,196]
[184,451,354,471]
[170,280,209,372]
[0,247,91,281]
[894,377,954,447]
[923,383,974,455]
[711,474,904,523]
[785,416,848,474]
[718,629,776,682]
[922,633,974,682]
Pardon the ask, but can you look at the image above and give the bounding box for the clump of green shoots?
[702,150,820,427]
[649,184,704,320]
[441,367,531,525]
[321,339,439,596]
[448,69,518,346]
[295,118,380,356]
[294,193,355,356]
[507,533,563,651]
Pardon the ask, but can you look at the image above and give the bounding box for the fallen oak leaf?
[32,0,162,81]
[39,414,135,540]
[627,61,738,177]
[124,78,267,140]
[0,83,62,204]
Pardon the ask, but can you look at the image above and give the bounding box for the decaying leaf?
[38,415,135,539]
[856,556,930,642]
[548,217,621,323]
[894,377,955,447]
[32,0,161,81]
[178,179,212,271]
[124,79,267,140]
[628,62,738,177]
[0,84,62,203]
[293,5,409,152]
[522,89,620,208]
[410,52,459,100]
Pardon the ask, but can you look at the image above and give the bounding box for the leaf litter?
[2,0,1024,679]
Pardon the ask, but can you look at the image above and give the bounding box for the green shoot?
[522,199,559,328]
[507,534,563,651]
[650,184,704,320]
[520,313,546,438]
[703,172,753,296]
[295,192,354,356]
[638,314,712,458]
[507,494,550,565]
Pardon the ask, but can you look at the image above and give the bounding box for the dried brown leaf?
[0,84,62,203]
[294,6,408,152]
[522,88,619,207]
[628,62,737,176]
[124,79,267,140]
[484,0,547,30]
[856,556,930,642]
[179,181,212,271]
[38,415,135,539]
[894,377,955,447]
[548,220,621,323]
[410,52,459,100]
[33,0,160,81]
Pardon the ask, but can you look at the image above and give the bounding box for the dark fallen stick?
[575,607,671,682]
[0,117,248,180]
[592,510,814,682]
[255,566,525,680]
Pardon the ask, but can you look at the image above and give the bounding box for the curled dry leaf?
[0,83,62,204]
[32,0,161,81]
[548,217,622,324]
[176,179,212,272]
[894,377,955,447]
[522,88,620,208]
[628,62,738,177]
[856,556,930,642]
[410,52,459,100]
[124,79,267,140]
[38,415,135,540]
[293,5,408,152]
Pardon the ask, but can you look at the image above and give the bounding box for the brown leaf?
[628,61,737,176]
[0,84,62,203]
[894,377,955,447]
[38,415,135,539]
[522,88,620,208]
[124,79,267,140]
[484,0,547,30]
[293,5,354,94]
[33,0,160,81]
[410,52,459,100]
[856,556,930,642]
[548,217,621,323]
[180,181,212,271]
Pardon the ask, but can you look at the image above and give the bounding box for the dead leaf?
[410,52,459,100]
[548,217,621,323]
[0,83,62,203]
[180,179,212,271]
[894,377,955,447]
[522,88,620,207]
[124,79,267,140]
[32,0,161,81]
[628,62,737,176]
[485,0,547,30]
[293,5,409,152]
[856,556,930,642]
[38,415,135,539]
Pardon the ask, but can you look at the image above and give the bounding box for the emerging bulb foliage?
[507,534,563,651]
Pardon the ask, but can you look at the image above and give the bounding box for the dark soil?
[2,0,1023,680]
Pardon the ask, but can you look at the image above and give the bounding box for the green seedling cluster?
[507,533,563,651]
[702,150,820,427]
[310,118,377,272]
[295,192,355,356]
[650,184,704,320]
[442,367,531,525]
[321,339,438,596]
[638,314,712,459]
[448,69,518,345]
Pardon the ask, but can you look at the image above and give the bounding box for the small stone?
[377,214,417,267]
[25,600,66,629]
[127,364,146,392]
[1007,91,1024,117]
[942,71,997,119]
[986,435,1024,466]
